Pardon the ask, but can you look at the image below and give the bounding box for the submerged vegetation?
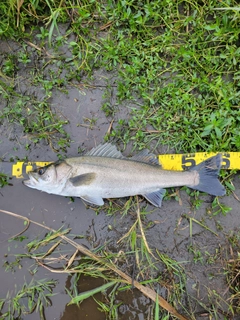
[0,279,56,320]
[1,208,239,319]
[0,0,239,319]
[1,199,240,319]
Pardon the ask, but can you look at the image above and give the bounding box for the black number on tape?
[222,153,230,169]
[22,164,27,175]
[182,155,196,170]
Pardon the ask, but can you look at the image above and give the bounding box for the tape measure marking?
[158,152,239,171]
[12,162,51,178]
[9,152,240,178]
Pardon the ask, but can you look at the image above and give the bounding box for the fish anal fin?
[81,195,104,206]
[69,173,96,186]
[142,189,166,207]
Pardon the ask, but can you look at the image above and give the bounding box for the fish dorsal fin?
[86,143,124,159]
[131,149,161,166]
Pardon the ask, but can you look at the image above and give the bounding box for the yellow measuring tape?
[12,162,51,178]
[158,152,239,171]
[10,152,239,178]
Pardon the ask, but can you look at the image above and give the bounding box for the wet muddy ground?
[0,36,240,320]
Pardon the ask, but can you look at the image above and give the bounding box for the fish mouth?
[23,172,38,187]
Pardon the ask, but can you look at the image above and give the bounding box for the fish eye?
[38,168,46,175]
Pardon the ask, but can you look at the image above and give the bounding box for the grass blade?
[155,292,159,320]
[68,281,116,305]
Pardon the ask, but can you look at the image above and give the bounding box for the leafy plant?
[0,173,10,188]
[0,279,57,320]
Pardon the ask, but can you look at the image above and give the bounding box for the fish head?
[23,161,72,194]
[23,163,59,191]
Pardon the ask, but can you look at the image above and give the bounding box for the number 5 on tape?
[158,152,239,171]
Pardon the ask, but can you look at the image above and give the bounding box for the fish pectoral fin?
[142,189,166,207]
[81,195,104,206]
[69,173,96,186]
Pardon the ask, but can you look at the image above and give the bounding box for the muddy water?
[1,38,240,319]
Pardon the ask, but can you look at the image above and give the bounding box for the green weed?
[0,173,10,187]
[68,280,117,305]
[0,91,69,151]
[1,0,239,153]
[188,244,204,264]
[225,256,240,314]
[0,279,56,320]
[211,197,232,216]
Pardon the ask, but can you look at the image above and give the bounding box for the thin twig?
[136,197,155,258]
[9,219,30,240]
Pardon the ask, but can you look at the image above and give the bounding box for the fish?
[23,143,226,207]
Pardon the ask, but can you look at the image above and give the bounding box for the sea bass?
[23,143,226,207]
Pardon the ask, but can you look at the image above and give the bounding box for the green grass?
[0,173,10,187]
[0,0,239,152]
[0,278,56,320]
[0,1,240,319]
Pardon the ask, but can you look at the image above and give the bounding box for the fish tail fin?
[188,154,226,196]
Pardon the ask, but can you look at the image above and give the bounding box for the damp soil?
[0,35,240,320]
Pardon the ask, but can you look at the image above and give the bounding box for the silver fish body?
[23,143,226,207]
